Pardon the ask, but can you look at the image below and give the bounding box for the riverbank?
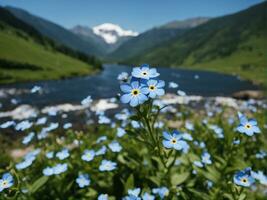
[0,93,265,124]
[170,63,266,86]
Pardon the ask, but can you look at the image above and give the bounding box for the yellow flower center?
[142,72,148,76]
[149,85,156,91]
[171,139,177,144]
[245,124,251,129]
[241,178,248,183]
[2,181,7,186]
[131,89,140,96]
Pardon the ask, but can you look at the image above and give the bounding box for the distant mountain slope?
[161,17,210,29]
[71,23,139,53]
[0,7,101,84]
[6,6,105,56]
[109,17,209,61]
[71,25,113,53]
[128,2,267,84]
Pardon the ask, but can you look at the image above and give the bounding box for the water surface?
[0,64,259,108]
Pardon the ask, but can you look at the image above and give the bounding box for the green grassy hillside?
[6,6,105,57]
[0,30,98,83]
[127,2,267,84]
[0,8,101,84]
[182,35,267,84]
[109,17,209,61]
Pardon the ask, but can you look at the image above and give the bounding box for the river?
[0,64,259,109]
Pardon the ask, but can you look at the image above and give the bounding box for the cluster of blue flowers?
[43,163,68,176]
[233,167,267,188]
[16,149,40,170]
[122,187,169,200]
[120,64,165,107]
[0,64,266,199]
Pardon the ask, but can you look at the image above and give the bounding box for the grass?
[0,29,98,84]
[0,98,266,199]
[181,35,267,85]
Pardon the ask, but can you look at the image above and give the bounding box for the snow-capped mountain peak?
[92,23,138,44]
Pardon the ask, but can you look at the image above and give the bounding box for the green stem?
[167,150,178,173]
[136,104,167,168]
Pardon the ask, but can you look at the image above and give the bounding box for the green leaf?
[85,188,97,198]
[188,188,210,200]
[117,154,127,164]
[171,172,190,186]
[223,193,234,200]
[151,156,164,168]
[124,174,134,192]
[238,193,246,200]
[64,180,74,193]
[186,179,196,187]
[214,155,226,166]
[206,166,221,182]
[148,176,161,186]
[29,176,49,194]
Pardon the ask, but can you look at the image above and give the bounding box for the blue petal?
[120,84,132,93]
[162,140,173,149]
[249,119,257,126]
[132,67,141,74]
[149,68,160,77]
[2,173,12,182]
[141,87,150,94]
[131,81,139,89]
[147,79,157,86]
[172,130,182,139]
[149,91,157,98]
[240,116,248,125]
[155,88,165,96]
[163,131,171,140]
[157,80,165,88]
[138,93,148,103]
[252,126,260,133]
[141,64,150,68]
[132,68,141,78]
[120,94,131,104]
[141,66,149,71]
[130,97,139,107]
[244,129,255,136]
[173,142,183,150]
[237,125,246,133]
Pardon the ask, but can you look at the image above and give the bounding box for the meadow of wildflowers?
[0,64,266,199]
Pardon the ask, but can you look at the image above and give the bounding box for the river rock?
[232,90,264,100]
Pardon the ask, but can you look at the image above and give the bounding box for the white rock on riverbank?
[0,99,119,120]
[0,105,38,120]
[0,95,263,120]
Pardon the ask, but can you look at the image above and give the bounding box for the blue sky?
[0,0,262,32]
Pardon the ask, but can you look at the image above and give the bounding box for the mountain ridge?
[71,23,139,53]
[5,6,105,56]
[125,1,267,84]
